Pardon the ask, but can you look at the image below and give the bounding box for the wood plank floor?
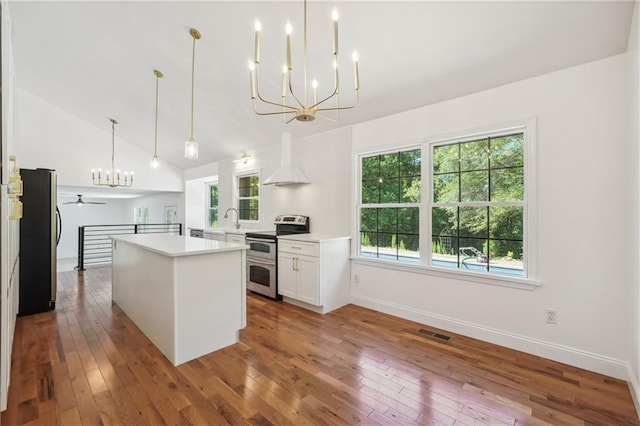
[2,266,638,425]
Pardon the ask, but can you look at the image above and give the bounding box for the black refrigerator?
[18,168,59,316]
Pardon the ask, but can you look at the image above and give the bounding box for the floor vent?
[405,328,451,342]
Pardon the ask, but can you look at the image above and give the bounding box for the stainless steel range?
[245,215,310,300]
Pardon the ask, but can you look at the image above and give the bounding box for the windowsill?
[350,256,540,290]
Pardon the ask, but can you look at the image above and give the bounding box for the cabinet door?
[277,253,297,298]
[296,255,320,306]
[226,234,245,244]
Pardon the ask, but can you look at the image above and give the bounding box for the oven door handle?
[246,237,275,244]
[247,257,276,266]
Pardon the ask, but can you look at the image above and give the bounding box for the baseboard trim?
[627,365,640,419]
[351,293,629,380]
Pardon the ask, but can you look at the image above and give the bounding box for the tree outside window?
[360,148,421,262]
[208,183,219,227]
[236,174,259,221]
[431,133,524,276]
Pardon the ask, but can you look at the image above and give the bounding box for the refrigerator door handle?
[56,206,62,246]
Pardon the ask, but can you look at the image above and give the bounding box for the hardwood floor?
[2,267,638,425]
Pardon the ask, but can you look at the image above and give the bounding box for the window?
[207,182,219,227]
[359,148,421,261]
[356,123,533,281]
[431,133,525,276]
[235,172,259,221]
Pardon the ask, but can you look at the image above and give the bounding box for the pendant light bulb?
[150,154,160,169]
[185,139,198,160]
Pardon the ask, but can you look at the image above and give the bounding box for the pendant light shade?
[185,28,201,160]
[151,69,163,169]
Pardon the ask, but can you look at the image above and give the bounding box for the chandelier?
[249,0,360,123]
[185,28,201,160]
[151,69,163,169]
[91,118,133,187]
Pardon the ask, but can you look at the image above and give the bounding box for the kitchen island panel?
[112,234,246,366]
[174,250,245,364]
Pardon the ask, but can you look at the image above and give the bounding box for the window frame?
[205,180,219,228]
[358,145,422,262]
[233,169,260,223]
[353,119,538,289]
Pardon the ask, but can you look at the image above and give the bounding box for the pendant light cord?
[154,72,160,155]
[110,118,116,175]
[303,0,307,107]
[190,33,196,140]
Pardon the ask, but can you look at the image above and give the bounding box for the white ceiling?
[9,1,635,173]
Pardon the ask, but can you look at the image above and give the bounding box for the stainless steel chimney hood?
[263,133,310,186]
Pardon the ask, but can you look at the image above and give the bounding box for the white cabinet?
[225,233,245,245]
[203,232,225,242]
[277,237,350,314]
[278,251,319,305]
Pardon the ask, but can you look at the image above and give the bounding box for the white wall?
[123,192,185,229]
[350,54,631,379]
[56,191,184,265]
[267,127,352,235]
[56,195,131,260]
[184,129,352,236]
[628,0,640,411]
[16,88,184,192]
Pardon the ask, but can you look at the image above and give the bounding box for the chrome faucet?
[224,208,241,229]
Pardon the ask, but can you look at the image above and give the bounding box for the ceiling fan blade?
[86,202,107,205]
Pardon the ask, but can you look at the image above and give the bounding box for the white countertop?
[111,234,248,257]
[277,234,351,243]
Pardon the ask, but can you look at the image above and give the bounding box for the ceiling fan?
[63,194,106,206]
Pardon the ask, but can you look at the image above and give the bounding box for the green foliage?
[431,134,525,260]
[209,184,219,227]
[359,135,525,263]
[362,149,421,204]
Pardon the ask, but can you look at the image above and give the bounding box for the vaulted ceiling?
[9,1,635,171]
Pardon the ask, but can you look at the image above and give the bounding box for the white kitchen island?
[111,234,247,366]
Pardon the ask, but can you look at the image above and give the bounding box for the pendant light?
[91,118,133,187]
[185,28,201,160]
[150,69,163,169]
[250,0,360,123]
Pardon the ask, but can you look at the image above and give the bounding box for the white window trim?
[352,118,539,290]
[233,169,261,223]
[204,180,218,228]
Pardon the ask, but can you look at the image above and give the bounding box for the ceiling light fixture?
[233,153,253,164]
[63,194,106,206]
[185,28,201,160]
[250,0,360,123]
[151,69,163,169]
[91,118,133,187]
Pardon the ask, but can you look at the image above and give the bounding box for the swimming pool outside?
[360,251,524,276]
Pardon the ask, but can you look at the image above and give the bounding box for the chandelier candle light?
[91,118,134,187]
[250,0,360,123]
[151,69,163,169]
[184,28,201,160]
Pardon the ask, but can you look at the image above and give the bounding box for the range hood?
[263,133,310,186]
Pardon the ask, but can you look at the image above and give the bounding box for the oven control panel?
[274,215,308,225]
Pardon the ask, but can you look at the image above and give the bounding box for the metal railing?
[77,223,182,270]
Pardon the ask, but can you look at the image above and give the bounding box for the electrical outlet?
[353,274,360,284]
[545,309,558,324]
